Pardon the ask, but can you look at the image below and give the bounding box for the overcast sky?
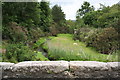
[40,0,120,20]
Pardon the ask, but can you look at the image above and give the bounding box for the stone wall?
[0,61,120,79]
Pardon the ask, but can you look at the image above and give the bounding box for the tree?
[97,4,120,28]
[66,20,76,33]
[39,1,52,32]
[83,11,99,27]
[52,5,66,25]
[2,2,40,28]
[2,2,42,40]
[81,3,120,28]
[51,5,67,33]
[2,2,19,25]
[19,2,41,28]
[76,1,94,19]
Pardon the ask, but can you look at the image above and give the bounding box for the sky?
[39,0,120,20]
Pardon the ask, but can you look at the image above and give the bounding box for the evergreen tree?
[39,1,52,32]
[2,2,40,28]
[76,1,94,19]
[52,5,65,25]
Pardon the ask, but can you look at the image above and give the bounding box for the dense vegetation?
[46,34,118,62]
[74,2,120,55]
[1,1,120,63]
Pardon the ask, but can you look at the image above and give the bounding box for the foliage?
[2,1,120,62]
[28,27,45,41]
[2,2,44,42]
[52,5,66,25]
[66,20,76,34]
[47,34,118,62]
[74,27,119,54]
[2,43,35,63]
[75,18,86,28]
[2,2,53,41]
[73,27,98,41]
[75,2,120,55]
[82,4,120,28]
[88,27,119,54]
[76,1,94,19]
[34,51,49,61]
[51,5,68,34]
[2,2,41,28]
[82,11,99,27]
[39,2,52,32]
[33,37,47,49]
[49,22,59,36]
[2,22,28,42]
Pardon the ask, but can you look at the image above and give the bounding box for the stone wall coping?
[0,61,120,78]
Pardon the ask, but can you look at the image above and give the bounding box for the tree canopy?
[52,5,66,25]
[76,1,94,19]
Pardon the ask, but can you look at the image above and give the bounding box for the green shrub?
[2,43,35,63]
[89,27,119,54]
[74,27,119,54]
[49,22,59,36]
[34,51,49,61]
[73,27,101,42]
[3,22,28,43]
[33,38,47,49]
[28,27,45,40]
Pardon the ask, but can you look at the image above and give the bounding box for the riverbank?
[37,34,118,62]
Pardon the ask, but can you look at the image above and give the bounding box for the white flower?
[73,43,78,45]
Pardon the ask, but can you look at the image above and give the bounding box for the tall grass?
[47,34,118,62]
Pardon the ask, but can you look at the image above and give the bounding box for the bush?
[2,22,28,43]
[74,27,119,54]
[2,43,35,63]
[49,22,59,36]
[90,27,119,54]
[33,38,47,49]
[28,27,45,41]
[73,27,99,41]
[34,51,49,61]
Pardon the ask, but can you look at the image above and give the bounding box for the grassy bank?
[46,34,118,62]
